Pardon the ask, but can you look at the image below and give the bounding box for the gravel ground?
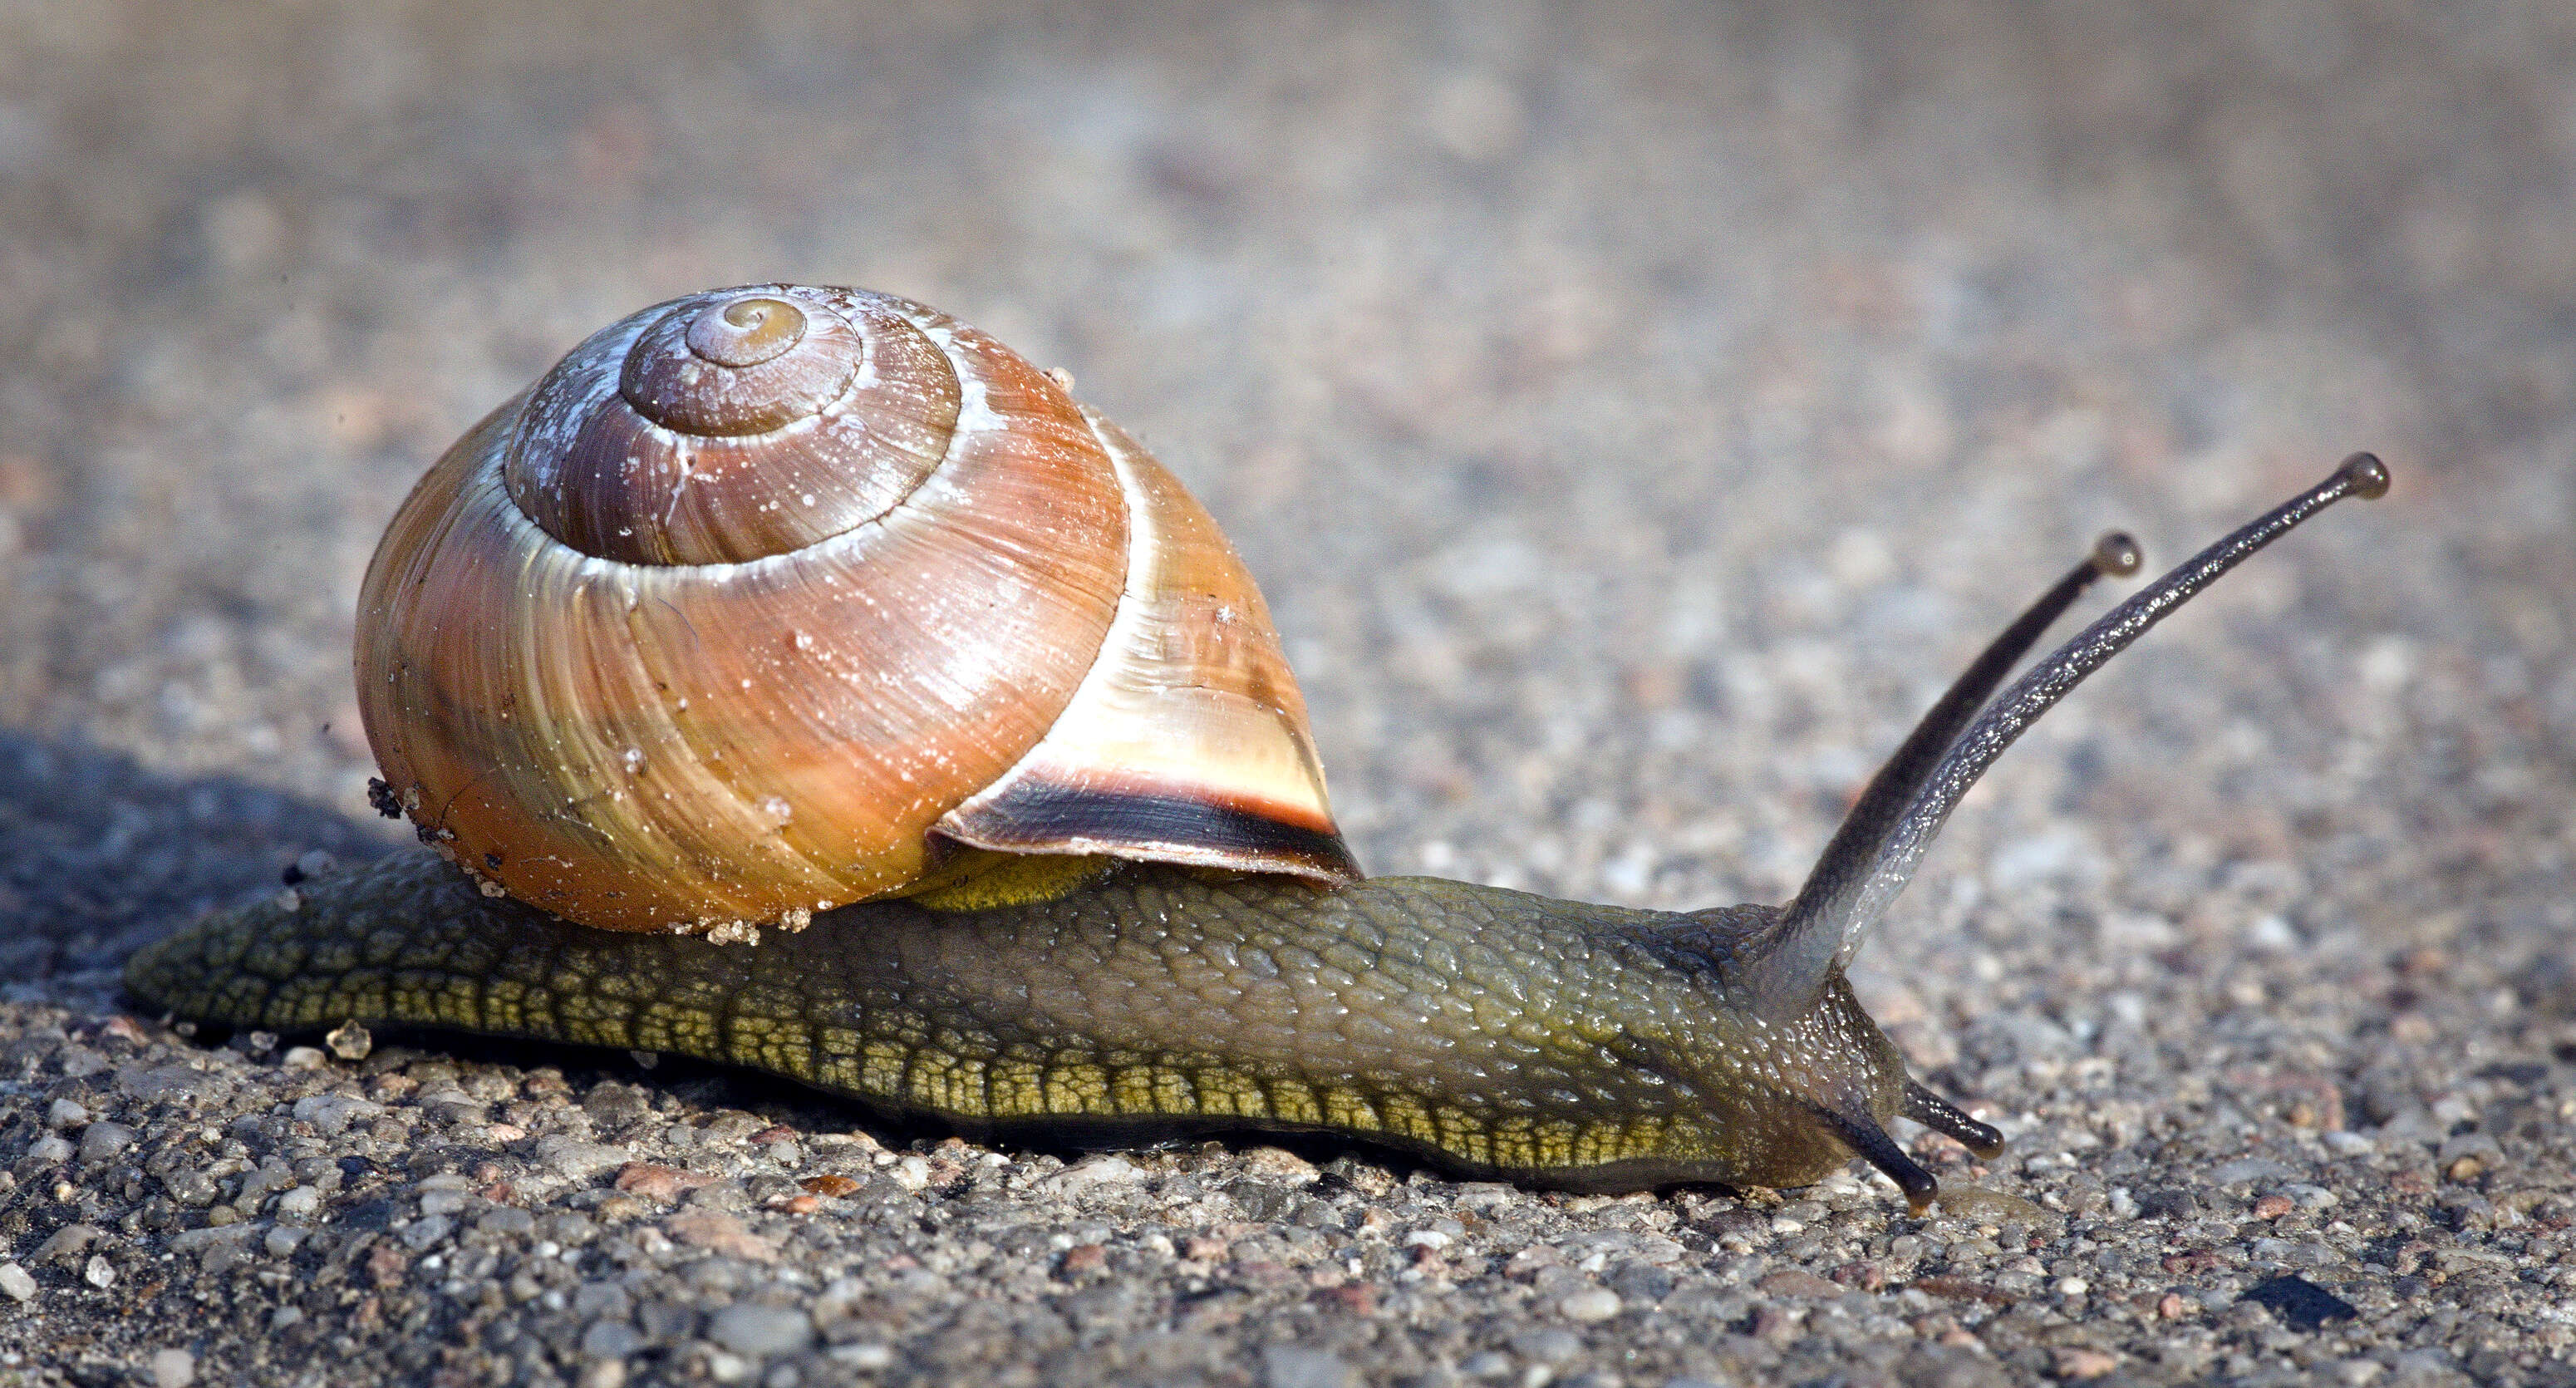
[3,3,2573,1386]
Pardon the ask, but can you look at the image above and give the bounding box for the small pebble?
[1042,1154,1145,1194]
[27,1135,72,1164]
[399,1215,453,1250]
[1515,1329,1583,1364]
[83,1254,115,1289]
[1261,1345,1354,1388]
[1754,1267,1842,1299]
[0,1264,34,1302]
[708,1303,814,1358]
[280,1046,327,1071]
[541,1139,632,1180]
[150,1348,195,1388]
[45,1097,88,1129]
[325,1021,372,1061]
[1241,1147,1319,1180]
[2052,1347,2117,1380]
[36,1224,102,1262]
[613,1163,715,1201]
[582,1320,646,1361]
[78,1122,137,1169]
[1558,1288,1622,1322]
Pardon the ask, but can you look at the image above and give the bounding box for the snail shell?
[358,285,1357,936]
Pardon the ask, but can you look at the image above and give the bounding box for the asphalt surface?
[2,4,2572,1386]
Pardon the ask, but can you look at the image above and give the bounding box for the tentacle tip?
[2089,530,2143,578]
[2337,451,2391,500]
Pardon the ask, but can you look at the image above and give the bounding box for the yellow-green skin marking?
[125,849,1917,1194]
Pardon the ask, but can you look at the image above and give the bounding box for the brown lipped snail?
[125,284,2389,1208]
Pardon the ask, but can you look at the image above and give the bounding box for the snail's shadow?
[0,727,392,987]
[0,725,1433,1175]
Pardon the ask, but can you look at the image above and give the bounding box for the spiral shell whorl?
[683,294,806,368]
[504,286,957,566]
[623,293,857,436]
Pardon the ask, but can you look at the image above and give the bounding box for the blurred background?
[0,2,2567,964]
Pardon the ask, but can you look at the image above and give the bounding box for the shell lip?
[937,781,1363,887]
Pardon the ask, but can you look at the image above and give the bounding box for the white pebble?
[150,1348,195,1388]
[83,1254,115,1289]
[275,1186,321,1218]
[1558,1288,1622,1322]
[280,1046,328,1071]
[0,1264,33,1302]
[709,1302,814,1357]
[1041,1154,1144,1195]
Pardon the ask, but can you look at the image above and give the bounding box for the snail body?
[125,285,2389,1207]
[132,853,1916,1193]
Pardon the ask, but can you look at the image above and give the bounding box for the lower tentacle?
[1902,1080,2006,1158]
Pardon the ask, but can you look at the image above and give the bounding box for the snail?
[125,284,2389,1209]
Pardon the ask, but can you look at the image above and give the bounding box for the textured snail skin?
[125,849,1915,1194]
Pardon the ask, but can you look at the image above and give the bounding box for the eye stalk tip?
[2088,531,2143,578]
[2337,451,2391,500]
